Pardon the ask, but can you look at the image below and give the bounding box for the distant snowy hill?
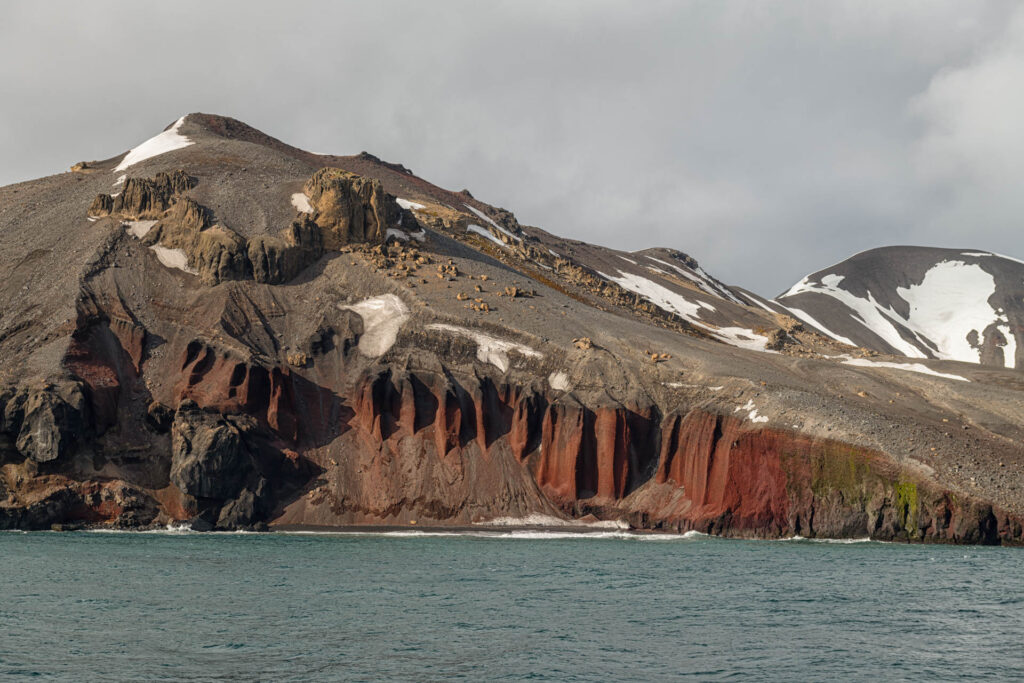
[774,246,1024,369]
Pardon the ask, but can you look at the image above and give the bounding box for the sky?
[2,0,1023,296]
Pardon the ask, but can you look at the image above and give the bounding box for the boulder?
[15,382,86,464]
[87,194,113,217]
[170,401,252,499]
[216,481,268,529]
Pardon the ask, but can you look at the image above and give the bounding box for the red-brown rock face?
[12,288,1021,543]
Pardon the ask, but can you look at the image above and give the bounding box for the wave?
[774,535,879,544]
[281,528,709,541]
[474,513,630,530]
[84,524,257,536]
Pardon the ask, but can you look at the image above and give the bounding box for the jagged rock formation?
[304,168,402,248]
[0,113,1022,542]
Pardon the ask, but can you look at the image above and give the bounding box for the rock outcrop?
[304,168,403,248]
[248,217,324,284]
[96,168,397,285]
[88,170,194,219]
[0,382,86,465]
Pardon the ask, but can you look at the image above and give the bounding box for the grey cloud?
[0,0,1021,295]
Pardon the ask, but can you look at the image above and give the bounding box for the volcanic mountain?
[1,113,1022,543]
[773,246,1024,370]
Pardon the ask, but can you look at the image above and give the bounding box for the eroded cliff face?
[2,296,1018,544]
[2,135,1021,543]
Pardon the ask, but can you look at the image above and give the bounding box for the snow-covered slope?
[775,246,1024,369]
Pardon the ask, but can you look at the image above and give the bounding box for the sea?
[1,528,1022,681]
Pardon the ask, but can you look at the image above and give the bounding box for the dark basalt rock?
[146,401,174,433]
[216,480,268,530]
[170,400,252,500]
[14,382,86,464]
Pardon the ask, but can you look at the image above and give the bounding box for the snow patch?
[548,371,570,391]
[618,254,637,265]
[464,204,520,241]
[342,294,410,357]
[113,174,126,187]
[410,229,427,243]
[426,323,541,372]
[783,273,928,358]
[467,224,508,248]
[114,116,193,172]
[779,304,857,346]
[396,198,425,211]
[124,220,157,239]
[291,193,313,214]
[598,269,711,320]
[781,261,1016,368]
[386,228,409,241]
[734,399,769,423]
[149,245,196,274]
[713,326,773,353]
[840,357,968,382]
[895,261,1013,368]
[598,268,772,352]
[646,256,743,304]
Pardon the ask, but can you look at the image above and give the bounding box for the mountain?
[0,113,1022,543]
[774,246,1024,369]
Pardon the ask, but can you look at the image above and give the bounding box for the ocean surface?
[1,529,1022,681]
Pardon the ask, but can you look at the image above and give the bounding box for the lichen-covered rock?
[142,197,210,249]
[114,170,194,219]
[192,225,250,285]
[14,382,86,464]
[88,170,195,221]
[304,168,402,248]
[87,193,113,217]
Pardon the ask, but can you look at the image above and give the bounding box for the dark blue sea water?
[1,529,1022,682]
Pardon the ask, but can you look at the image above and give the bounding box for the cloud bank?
[0,1,1021,295]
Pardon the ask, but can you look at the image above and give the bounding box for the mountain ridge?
[0,113,1022,543]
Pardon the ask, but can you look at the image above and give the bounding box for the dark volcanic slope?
[774,246,1024,370]
[0,113,1022,543]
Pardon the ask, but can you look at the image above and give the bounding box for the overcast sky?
[2,1,1022,295]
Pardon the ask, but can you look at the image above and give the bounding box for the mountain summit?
[0,113,1021,543]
